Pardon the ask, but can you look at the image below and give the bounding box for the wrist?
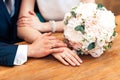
[38,22,51,32]
[49,20,57,32]
[27,45,34,57]
[37,22,44,32]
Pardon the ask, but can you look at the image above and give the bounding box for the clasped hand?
[17,11,82,66]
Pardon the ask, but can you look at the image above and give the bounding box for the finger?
[42,32,52,36]
[53,54,69,66]
[49,39,67,48]
[29,11,36,16]
[73,43,82,50]
[19,15,35,19]
[18,18,31,23]
[17,21,31,26]
[19,16,29,19]
[66,51,81,66]
[48,48,64,53]
[41,35,62,41]
[17,21,33,27]
[41,34,62,41]
[62,55,76,66]
[18,16,31,20]
[44,36,57,40]
[17,23,31,27]
[51,39,63,42]
[71,50,83,63]
[52,42,67,48]
[17,20,31,25]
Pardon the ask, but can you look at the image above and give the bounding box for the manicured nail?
[80,60,83,63]
[72,64,76,66]
[77,63,80,66]
[65,63,69,66]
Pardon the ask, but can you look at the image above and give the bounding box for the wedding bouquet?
[63,2,117,57]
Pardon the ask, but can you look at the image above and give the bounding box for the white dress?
[37,0,80,21]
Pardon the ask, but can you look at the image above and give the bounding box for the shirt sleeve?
[14,45,28,65]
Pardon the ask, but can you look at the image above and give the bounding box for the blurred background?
[96,0,120,15]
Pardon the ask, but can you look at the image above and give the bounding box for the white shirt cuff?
[14,45,28,65]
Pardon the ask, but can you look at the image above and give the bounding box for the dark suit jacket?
[0,0,21,66]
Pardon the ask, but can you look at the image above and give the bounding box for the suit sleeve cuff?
[14,45,28,65]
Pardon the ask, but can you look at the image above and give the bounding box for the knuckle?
[44,51,49,55]
[71,52,77,57]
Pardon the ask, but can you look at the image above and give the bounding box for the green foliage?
[97,3,103,9]
[103,43,112,50]
[64,20,68,25]
[72,6,77,11]
[113,31,117,36]
[87,42,95,50]
[76,49,83,55]
[82,38,87,42]
[71,11,76,17]
[75,25,85,34]
[97,3,105,10]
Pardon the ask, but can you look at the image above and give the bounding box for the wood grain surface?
[0,16,120,80]
[96,0,120,15]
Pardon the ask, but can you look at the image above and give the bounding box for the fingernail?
[80,60,83,63]
[65,63,69,66]
[77,63,80,66]
[72,64,76,66]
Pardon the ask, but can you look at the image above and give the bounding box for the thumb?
[29,11,36,16]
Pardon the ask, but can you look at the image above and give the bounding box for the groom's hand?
[27,33,67,58]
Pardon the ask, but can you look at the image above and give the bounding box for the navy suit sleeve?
[0,42,18,66]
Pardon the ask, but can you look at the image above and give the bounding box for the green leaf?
[97,3,103,8]
[104,45,111,50]
[82,38,87,42]
[103,42,112,50]
[76,49,83,55]
[71,11,76,17]
[113,31,117,36]
[75,25,85,34]
[64,20,68,25]
[87,42,95,50]
[72,6,77,11]
[97,3,104,10]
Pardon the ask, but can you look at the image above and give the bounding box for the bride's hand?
[17,11,43,30]
[52,47,82,66]
[69,41,82,50]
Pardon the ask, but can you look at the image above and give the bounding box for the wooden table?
[0,16,120,80]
